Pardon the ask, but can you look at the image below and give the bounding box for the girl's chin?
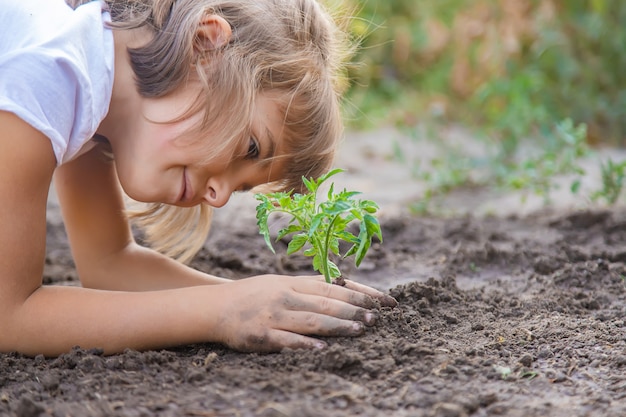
[117,183,157,204]
[121,188,161,204]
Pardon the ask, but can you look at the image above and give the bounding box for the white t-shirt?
[0,0,114,165]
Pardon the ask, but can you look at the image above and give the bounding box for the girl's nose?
[203,178,233,208]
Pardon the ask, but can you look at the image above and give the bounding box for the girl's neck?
[96,28,151,144]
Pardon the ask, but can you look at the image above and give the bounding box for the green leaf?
[324,200,352,215]
[336,229,358,242]
[287,233,308,255]
[279,194,293,208]
[339,190,361,200]
[309,213,324,237]
[364,214,383,242]
[255,202,274,253]
[329,236,340,256]
[350,209,364,221]
[330,214,347,229]
[312,253,322,273]
[354,221,371,266]
[277,224,303,241]
[354,236,371,267]
[319,168,344,183]
[344,243,357,259]
[360,200,379,213]
[302,176,316,193]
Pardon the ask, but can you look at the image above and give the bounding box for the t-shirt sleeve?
[0,0,113,165]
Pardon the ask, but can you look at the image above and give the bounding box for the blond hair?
[66,0,351,262]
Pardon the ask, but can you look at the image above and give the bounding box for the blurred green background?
[337,0,626,209]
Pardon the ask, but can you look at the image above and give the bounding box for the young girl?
[0,0,396,357]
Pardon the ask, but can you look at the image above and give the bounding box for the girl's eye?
[246,137,260,159]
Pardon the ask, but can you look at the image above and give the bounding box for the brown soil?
[2,206,626,417]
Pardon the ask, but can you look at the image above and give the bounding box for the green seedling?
[592,157,626,205]
[255,169,382,284]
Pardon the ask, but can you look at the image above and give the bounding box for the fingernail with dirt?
[364,296,377,309]
[352,322,365,335]
[353,309,376,325]
[364,311,379,326]
[314,341,327,350]
[382,295,398,308]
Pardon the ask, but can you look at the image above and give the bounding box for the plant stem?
[321,215,340,283]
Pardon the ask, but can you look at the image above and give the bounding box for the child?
[0,0,397,357]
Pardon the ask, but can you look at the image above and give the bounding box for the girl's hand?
[211,275,397,352]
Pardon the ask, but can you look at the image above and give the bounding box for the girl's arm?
[0,111,393,356]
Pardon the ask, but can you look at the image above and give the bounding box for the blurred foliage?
[337,0,626,209]
[404,119,591,213]
[592,158,626,205]
[343,0,626,146]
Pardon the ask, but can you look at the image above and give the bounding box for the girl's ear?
[195,14,232,52]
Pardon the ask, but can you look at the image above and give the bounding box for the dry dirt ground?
[1,129,625,417]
